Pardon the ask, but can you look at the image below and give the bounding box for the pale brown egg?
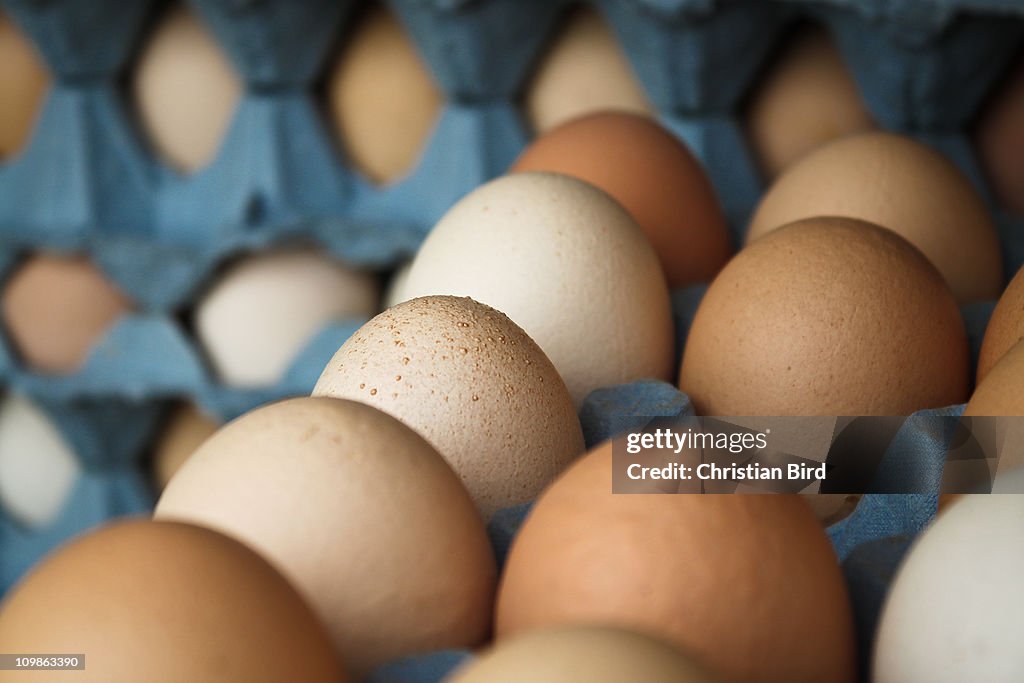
[975,55,1024,216]
[313,296,584,518]
[1,253,134,374]
[976,265,1024,383]
[681,217,968,416]
[747,132,1002,303]
[132,4,242,173]
[964,340,1024,478]
[744,25,874,179]
[326,4,442,185]
[511,112,731,287]
[495,443,857,683]
[151,403,220,492]
[0,11,49,159]
[155,397,495,679]
[447,626,717,683]
[0,520,344,682]
[523,6,652,135]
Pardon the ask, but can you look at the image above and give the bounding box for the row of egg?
[2,105,1023,682]
[4,4,1024,212]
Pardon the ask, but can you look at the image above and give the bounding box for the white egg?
[195,248,379,387]
[874,495,1024,682]
[0,395,80,528]
[399,172,674,405]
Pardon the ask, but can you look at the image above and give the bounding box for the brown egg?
[152,403,221,491]
[977,266,1024,383]
[313,296,583,518]
[133,4,242,173]
[747,132,1002,303]
[975,55,1024,216]
[681,217,968,416]
[495,443,857,683]
[523,7,653,135]
[447,626,717,683]
[327,4,442,185]
[511,112,731,287]
[0,12,49,159]
[1,253,134,374]
[964,340,1024,478]
[155,397,495,679]
[744,25,874,179]
[0,520,344,682]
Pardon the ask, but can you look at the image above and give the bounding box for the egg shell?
[194,247,379,387]
[495,442,857,683]
[744,25,874,179]
[976,265,1024,383]
[747,132,1002,303]
[154,397,495,679]
[398,172,674,405]
[132,4,242,173]
[446,626,716,683]
[681,217,969,416]
[151,403,220,492]
[974,55,1024,216]
[313,295,584,518]
[873,496,1024,682]
[964,339,1024,478]
[511,111,731,287]
[0,520,344,683]
[0,11,49,159]
[1,253,134,375]
[523,7,652,135]
[326,4,442,185]
[0,394,79,529]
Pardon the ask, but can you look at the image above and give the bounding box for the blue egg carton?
[1,4,1022,674]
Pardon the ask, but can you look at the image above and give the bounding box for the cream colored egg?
[152,403,220,492]
[0,11,49,159]
[446,626,716,683]
[313,296,584,518]
[874,495,1024,682]
[399,172,674,405]
[327,5,442,185]
[747,132,1002,304]
[195,247,379,387]
[0,394,79,529]
[744,25,874,179]
[133,4,242,173]
[524,6,653,134]
[155,397,495,679]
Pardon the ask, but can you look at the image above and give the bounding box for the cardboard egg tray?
[1,0,1023,676]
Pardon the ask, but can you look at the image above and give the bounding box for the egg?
[1,253,134,374]
[495,442,856,683]
[511,111,731,287]
[873,496,1024,682]
[975,55,1024,215]
[398,172,674,405]
[326,4,442,185]
[0,394,79,529]
[446,626,716,683]
[0,11,49,159]
[312,296,584,518]
[681,217,968,415]
[0,520,344,682]
[964,339,1024,479]
[155,397,495,678]
[747,132,1002,303]
[523,7,652,135]
[744,25,874,179]
[132,4,242,173]
[976,265,1024,382]
[383,260,412,310]
[151,403,220,491]
[194,247,379,387]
